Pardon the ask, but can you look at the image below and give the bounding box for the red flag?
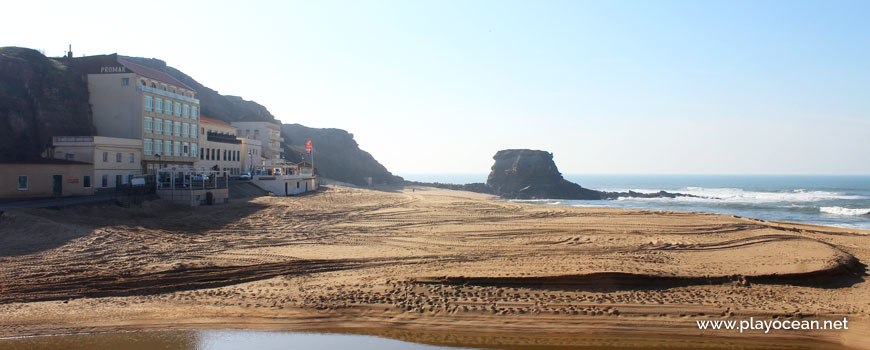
[306,140,312,154]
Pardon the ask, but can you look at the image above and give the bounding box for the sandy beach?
[1,185,869,349]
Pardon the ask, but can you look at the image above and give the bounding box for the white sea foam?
[619,187,865,203]
[820,206,870,216]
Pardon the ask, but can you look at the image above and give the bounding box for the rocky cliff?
[0,47,399,186]
[486,149,602,199]
[120,56,401,186]
[0,47,93,161]
[281,124,403,186]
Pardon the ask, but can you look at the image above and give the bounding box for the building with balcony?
[196,117,243,176]
[67,54,200,174]
[231,120,284,161]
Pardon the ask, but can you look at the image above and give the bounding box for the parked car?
[190,174,210,181]
[239,172,252,180]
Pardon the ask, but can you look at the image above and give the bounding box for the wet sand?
[1,185,868,348]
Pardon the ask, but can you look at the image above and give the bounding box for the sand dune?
[0,185,868,348]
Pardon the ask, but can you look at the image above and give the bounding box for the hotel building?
[231,121,284,162]
[195,117,242,176]
[68,54,200,173]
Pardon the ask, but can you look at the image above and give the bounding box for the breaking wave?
[820,206,870,217]
[620,187,865,203]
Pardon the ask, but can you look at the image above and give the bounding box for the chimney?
[67,44,73,58]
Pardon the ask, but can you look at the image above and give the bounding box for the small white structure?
[156,165,228,206]
[250,162,318,196]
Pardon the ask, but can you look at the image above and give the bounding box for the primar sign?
[100,66,127,73]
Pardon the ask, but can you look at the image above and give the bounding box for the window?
[165,140,173,156]
[144,139,153,155]
[173,121,181,137]
[183,142,190,157]
[165,100,172,115]
[64,153,75,161]
[102,152,108,162]
[174,102,181,117]
[144,95,153,112]
[116,153,121,162]
[102,175,108,187]
[17,175,28,190]
[191,143,198,158]
[150,82,156,88]
[191,106,198,120]
[83,176,91,188]
[155,118,163,134]
[144,116,153,134]
[116,175,123,187]
[154,139,163,155]
[164,119,172,136]
[223,150,227,161]
[155,98,163,114]
[121,78,129,86]
[170,88,175,94]
[191,124,197,138]
[174,141,181,156]
[182,122,190,138]
[211,148,216,160]
[129,153,135,163]
[161,85,167,91]
[183,104,190,118]
[140,80,146,86]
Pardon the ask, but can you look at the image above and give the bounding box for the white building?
[50,136,143,192]
[231,120,283,161]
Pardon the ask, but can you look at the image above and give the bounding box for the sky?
[2,0,869,175]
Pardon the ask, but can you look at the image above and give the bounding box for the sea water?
[400,174,870,230]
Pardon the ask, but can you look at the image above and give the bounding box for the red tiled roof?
[117,57,193,91]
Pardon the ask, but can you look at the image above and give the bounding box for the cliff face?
[118,56,274,123]
[0,47,93,161]
[281,124,403,186]
[486,149,601,199]
[120,56,402,186]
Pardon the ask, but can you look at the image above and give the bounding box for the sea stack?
[485,149,601,199]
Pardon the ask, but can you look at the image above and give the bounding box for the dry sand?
[1,185,869,348]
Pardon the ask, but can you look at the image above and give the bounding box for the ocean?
[399,174,870,230]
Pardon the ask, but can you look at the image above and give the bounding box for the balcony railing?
[207,131,242,144]
[138,85,200,104]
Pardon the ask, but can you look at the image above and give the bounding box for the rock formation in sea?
[485,149,602,199]
[406,149,696,200]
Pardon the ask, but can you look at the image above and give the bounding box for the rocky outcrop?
[281,124,403,186]
[486,149,602,199]
[0,47,93,161]
[408,149,695,201]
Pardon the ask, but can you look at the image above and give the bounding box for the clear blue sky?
[3,0,868,174]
